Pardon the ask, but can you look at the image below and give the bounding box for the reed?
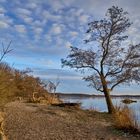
[113,105,140,134]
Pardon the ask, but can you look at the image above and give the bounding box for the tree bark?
[103,87,115,114]
[100,75,115,114]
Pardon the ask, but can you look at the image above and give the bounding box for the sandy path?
[1,101,139,140]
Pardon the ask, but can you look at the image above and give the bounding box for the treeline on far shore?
[56,93,140,98]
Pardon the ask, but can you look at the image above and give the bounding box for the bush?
[113,105,140,134]
[0,62,60,106]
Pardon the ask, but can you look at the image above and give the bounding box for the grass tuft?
[113,105,140,135]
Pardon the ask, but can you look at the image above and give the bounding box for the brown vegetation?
[0,62,60,106]
[113,105,140,134]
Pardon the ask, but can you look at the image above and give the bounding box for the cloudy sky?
[0,0,140,94]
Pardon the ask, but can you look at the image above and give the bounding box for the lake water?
[60,96,140,123]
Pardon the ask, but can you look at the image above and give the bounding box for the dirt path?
[1,101,139,140]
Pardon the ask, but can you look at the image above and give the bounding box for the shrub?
[113,105,140,134]
[0,62,60,106]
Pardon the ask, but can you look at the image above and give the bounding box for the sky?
[0,0,140,95]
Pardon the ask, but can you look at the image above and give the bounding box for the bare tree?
[54,77,60,93]
[0,41,12,90]
[0,41,12,62]
[46,77,60,93]
[61,6,140,114]
[46,81,56,93]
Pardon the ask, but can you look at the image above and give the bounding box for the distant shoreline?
[55,93,140,98]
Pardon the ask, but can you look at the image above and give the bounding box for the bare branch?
[83,75,103,92]
[111,77,128,91]
[0,41,13,62]
[61,47,100,75]
[62,6,140,95]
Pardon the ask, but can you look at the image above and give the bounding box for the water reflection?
[61,96,140,122]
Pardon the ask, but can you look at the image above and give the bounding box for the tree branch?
[0,41,12,62]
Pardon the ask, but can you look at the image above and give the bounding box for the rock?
[121,98,137,104]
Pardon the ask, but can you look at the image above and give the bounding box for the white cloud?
[32,20,46,27]
[15,25,26,33]
[0,7,5,13]
[0,7,12,27]
[50,24,62,35]
[70,31,78,37]
[26,2,37,9]
[65,41,72,48]
[56,37,63,45]
[33,27,43,34]
[75,9,84,17]
[44,34,52,43]
[79,14,89,24]
[0,18,13,30]
[37,74,82,80]
[18,14,33,24]
[24,17,33,24]
[16,8,32,16]
[47,0,64,12]
[32,27,43,42]
[0,13,4,17]
[37,58,54,66]
[128,27,137,35]
[43,10,61,22]
[0,20,9,28]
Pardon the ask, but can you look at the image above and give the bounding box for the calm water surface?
[61,96,140,122]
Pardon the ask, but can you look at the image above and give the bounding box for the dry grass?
[27,93,61,105]
[113,105,140,134]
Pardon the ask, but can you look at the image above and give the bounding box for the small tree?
[62,6,140,114]
[46,77,60,93]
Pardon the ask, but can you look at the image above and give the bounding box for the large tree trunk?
[100,75,115,114]
[103,87,115,114]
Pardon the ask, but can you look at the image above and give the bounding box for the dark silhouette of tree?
[0,41,12,62]
[61,6,140,114]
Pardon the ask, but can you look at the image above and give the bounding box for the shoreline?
[55,93,140,98]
